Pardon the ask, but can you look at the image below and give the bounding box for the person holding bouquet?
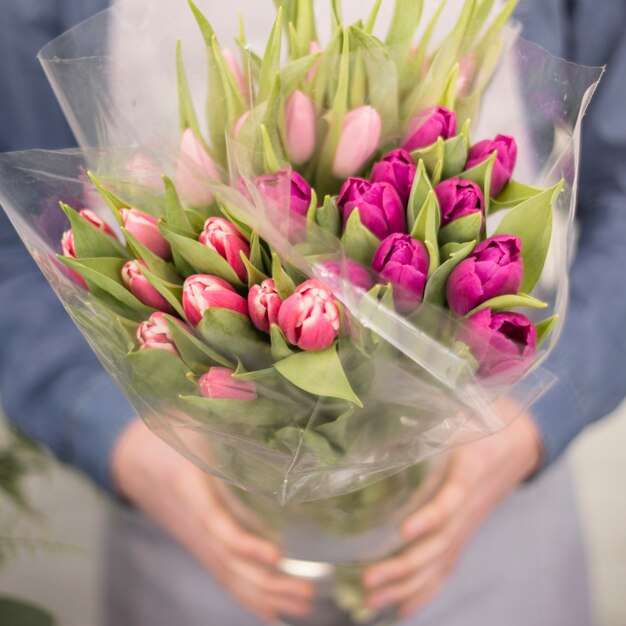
[0,1,625,625]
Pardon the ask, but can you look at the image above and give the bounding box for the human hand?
[363,403,543,619]
[111,419,314,622]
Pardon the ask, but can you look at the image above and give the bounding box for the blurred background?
[1,402,625,626]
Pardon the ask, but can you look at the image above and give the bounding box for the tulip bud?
[372,234,429,314]
[332,106,382,179]
[175,128,221,208]
[318,260,373,293]
[446,236,524,316]
[199,217,250,283]
[199,367,257,400]
[465,135,517,197]
[252,169,313,242]
[460,309,537,379]
[248,278,282,333]
[137,312,183,356]
[402,105,457,152]
[285,90,317,165]
[126,153,164,190]
[370,149,417,205]
[222,48,248,99]
[338,178,405,240]
[278,280,340,351]
[120,208,171,260]
[183,274,249,326]
[434,177,485,228]
[122,260,173,312]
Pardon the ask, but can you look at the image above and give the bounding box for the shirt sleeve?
[523,0,626,466]
[0,0,135,492]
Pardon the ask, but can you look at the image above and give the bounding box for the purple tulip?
[252,169,313,241]
[182,274,249,326]
[120,208,171,260]
[332,106,383,179]
[372,233,430,314]
[402,106,457,152]
[278,280,340,351]
[446,236,524,316]
[136,312,183,356]
[122,260,173,312]
[199,367,257,400]
[460,309,537,379]
[318,260,374,293]
[199,217,250,283]
[248,278,283,333]
[434,177,485,228]
[338,178,405,240]
[465,135,517,197]
[370,149,417,205]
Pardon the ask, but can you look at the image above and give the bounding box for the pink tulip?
[122,260,173,312]
[126,153,164,190]
[285,90,317,165]
[182,274,248,326]
[136,312,183,356]
[248,278,283,333]
[175,128,221,208]
[332,106,383,179]
[222,49,248,99]
[199,217,250,283]
[278,280,340,351]
[199,367,257,400]
[120,208,171,260]
[402,105,457,152]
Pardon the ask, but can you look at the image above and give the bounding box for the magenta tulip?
[122,260,173,312]
[466,135,517,197]
[199,367,257,400]
[199,217,250,283]
[434,177,485,228]
[446,236,524,316]
[372,233,429,314]
[285,90,317,165]
[182,274,248,326]
[136,312,183,356]
[278,280,340,351]
[402,106,457,152]
[120,208,171,260]
[318,260,373,293]
[332,106,382,179]
[248,278,282,333]
[460,309,537,379]
[175,128,221,207]
[370,149,417,205]
[338,178,405,240]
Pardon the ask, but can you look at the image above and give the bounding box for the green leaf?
[385,0,423,77]
[438,212,483,246]
[259,123,282,174]
[459,150,497,211]
[466,293,548,318]
[179,396,298,427]
[60,203,129,259]
[536,315,559,346]
[137,264,186,320]
[271,252,296,299]
[86,172,131,224]
[57,256,155,320]
[280,53,320,93]
[176,40,203,140]
[163,176,193,232]
[274,344,362,406]
[440,62,460,109]
[270,323,295,360]
[407,161,433,231]
[315,406,355,451]
[364,0,383,34]
[294,0,318,56]
[250,232,267,274]
[161,225,244,287]
[410,191,440,275]
[242,254,268,288]
[341,210,381,266]
[411,137,445,185]
[165,315,233,372]
[258,9,283,102]
[490,180,547,212]
[127,348,197,399]
[197,308,271,369]
[493,181,563,293]
[0,598,56,626]
[316,195,342,237]
[187,0,216,47]
[122,229,181,283]
[441,121,470,180]
[423,240,475,306]
[210,39,247,121]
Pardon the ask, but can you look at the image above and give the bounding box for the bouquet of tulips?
[0,0,601,622]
